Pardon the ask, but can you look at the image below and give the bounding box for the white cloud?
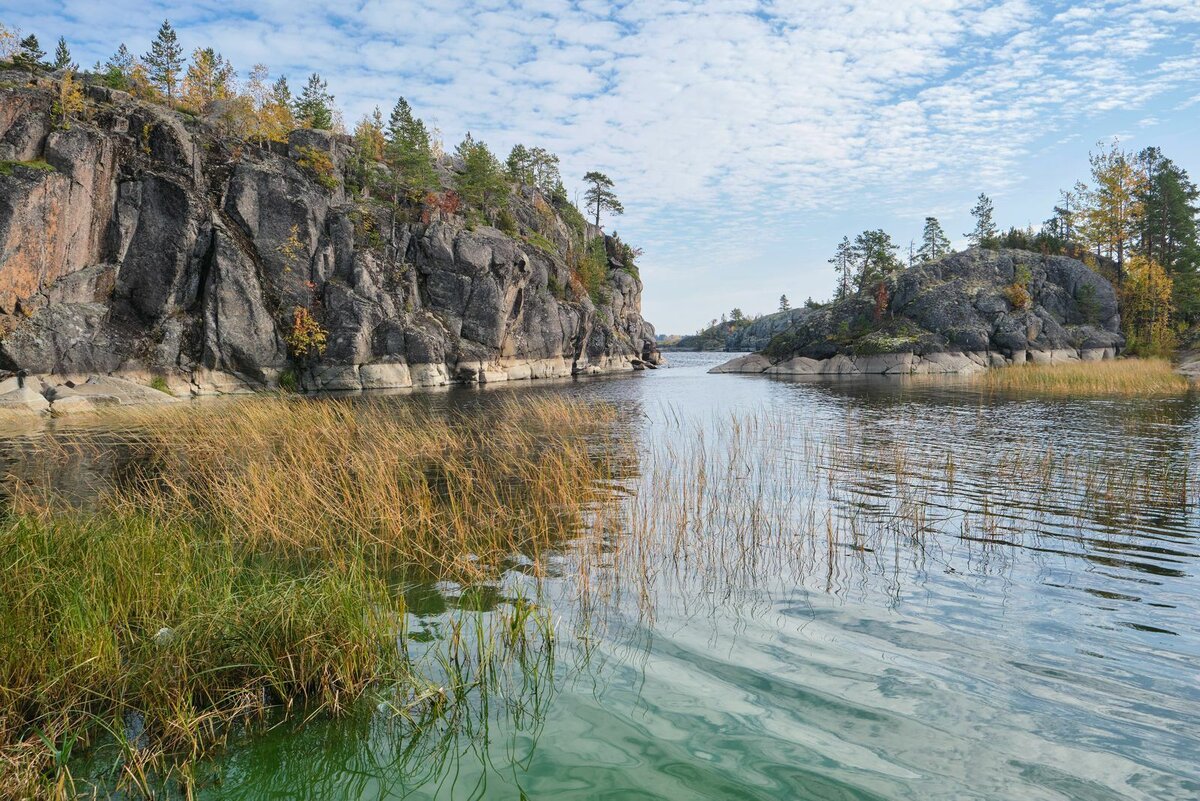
[7,0,1200,331]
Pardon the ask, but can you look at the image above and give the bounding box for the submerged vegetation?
[973,357,1191,396]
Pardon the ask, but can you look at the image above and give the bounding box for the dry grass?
[0,396,616,799]
[973,357,1191,396]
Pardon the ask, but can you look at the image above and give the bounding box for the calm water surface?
[8,352,1199,800]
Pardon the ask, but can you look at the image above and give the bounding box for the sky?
[5,1,1200,334]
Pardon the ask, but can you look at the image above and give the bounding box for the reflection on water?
[6,352,1200,800]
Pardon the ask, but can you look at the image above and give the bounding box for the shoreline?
[0,354,663,419]
[710,346,1121,376]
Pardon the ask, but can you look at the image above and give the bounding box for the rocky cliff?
[714,249,1124,376]
[672,308,809,352]
[0,75,659,401]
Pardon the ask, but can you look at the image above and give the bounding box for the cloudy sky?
[7,1,1200,333]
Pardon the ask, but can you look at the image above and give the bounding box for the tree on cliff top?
[182,48,235,113]
[294,73,334,130]
[584,171,624,229]
[966,193,998,248]
[385,96,437,200]
[454,134,509,224]
[917,216,951,263]
[1080,139,1145,285]
[144,20,183,103]
[853,229,902,290]
[829,236,854,300]
[53,36,74,70]
[12,34,46,72]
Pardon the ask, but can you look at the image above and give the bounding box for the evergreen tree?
[778,294,790,312]
[583,171,623,228]
[53,36,73,70]
[853,229,902,289]
[506,144,534,184]
[12,34,46,71]
[1050,187,1081,245]
[293,73,334,130]
[144,20,183,102]
[916,216,951,263]
[454,134,509,223]
[1135,147,1200,321]
[966,193,998,248]
[829,236,855,300]
[102,43,135,89]
[383,96,437,201]
[529,147,561,193]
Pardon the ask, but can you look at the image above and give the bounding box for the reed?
[972,357,1191,396]
[0,396,614,798]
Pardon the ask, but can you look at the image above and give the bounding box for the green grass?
[522,231,557,256]
[0,396,615,798]
[0,160,56,177]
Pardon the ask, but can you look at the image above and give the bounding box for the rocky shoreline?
[711,248,1126,377]
[0,75,661,408]
[712,346,1118,376]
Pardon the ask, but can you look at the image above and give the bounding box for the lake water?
[8,351,1200,800]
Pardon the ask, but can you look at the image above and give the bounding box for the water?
[9,352,1200,799]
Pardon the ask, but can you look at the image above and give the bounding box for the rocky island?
[713,248,1124,376]
[0,74,659,413]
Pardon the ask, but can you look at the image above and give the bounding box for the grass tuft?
[973,357,1190,396]
[0,396,616,797]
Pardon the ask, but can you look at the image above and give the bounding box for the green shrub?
[278,368,299,393]
[295,146,339,191]
[0,159,56,177]
[574,236,609,306]
[523,231,556,256]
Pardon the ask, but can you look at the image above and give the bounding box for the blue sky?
[5,0,1200,334]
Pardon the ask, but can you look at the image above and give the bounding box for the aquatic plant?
[0,396,615,798]
[973,357,1189,396]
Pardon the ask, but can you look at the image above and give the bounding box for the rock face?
[0,79,659,396]
[714,249,1124,375]
[672,308,810,352]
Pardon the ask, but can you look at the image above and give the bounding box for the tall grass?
[0,396,616,799]
[973,357,1190,396]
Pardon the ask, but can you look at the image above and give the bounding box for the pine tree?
[583,172,623,228]
[454,134,509,223]
[102,44,135,89]
[506,144,534,184]
[383,96,437,201]
[529,147,560,193]
[144,20,183,102]
[1135,147,1200,322]
[853,229,902,289]
[916,216,951,263]
[828,236,855,300]
[53,36,73,70]
[966,193,998,248]
[293,73,334,130]
[12,34,46,71]
[778,294,790,312]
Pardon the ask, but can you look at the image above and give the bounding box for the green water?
[11,352,1200,799]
